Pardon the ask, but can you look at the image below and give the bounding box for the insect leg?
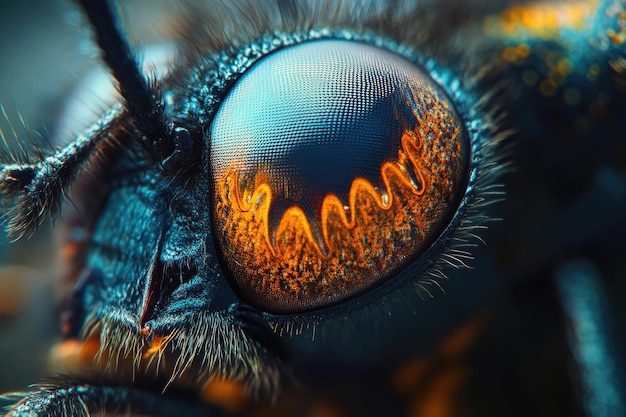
[0,107,124,240]
[4,379,212,417]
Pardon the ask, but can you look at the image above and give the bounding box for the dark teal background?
[0,1,624,416]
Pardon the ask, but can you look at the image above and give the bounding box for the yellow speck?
[502,44,532,63]
[143,334,172,358]
[485,2,595,40]
[556,59,574,76]
[516,44,530,58]
[607,29,626,44]
[201,379,249,412]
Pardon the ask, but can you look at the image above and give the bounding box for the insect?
[0,0,625,416]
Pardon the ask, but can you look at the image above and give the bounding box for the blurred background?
[0,1,625,416]
[0,0,81,395]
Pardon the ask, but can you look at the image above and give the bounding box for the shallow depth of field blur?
[0,1,625,416]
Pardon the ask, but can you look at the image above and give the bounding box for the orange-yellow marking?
[0,266,31,315]
[484,1,595,40]
[143,333,175,359]
[51,334,253,412]
[393,317,486,417]
[200,379,249,413]
[213,88,464,312]
[50,337,102,375]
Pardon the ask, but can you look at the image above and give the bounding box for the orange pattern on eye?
[228,130,426,260]
[212,86,465,313]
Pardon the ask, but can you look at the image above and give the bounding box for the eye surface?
[210,39,470,314]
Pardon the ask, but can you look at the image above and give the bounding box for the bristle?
[0,106,124,240]
[1,105,28,165]
[76,309,283,399]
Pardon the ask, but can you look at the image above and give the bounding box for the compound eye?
[210,39,469,314]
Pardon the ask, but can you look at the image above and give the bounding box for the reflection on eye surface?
[210,39,469,313]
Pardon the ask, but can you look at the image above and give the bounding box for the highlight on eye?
[210,39,470,314]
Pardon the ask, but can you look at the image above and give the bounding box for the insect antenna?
[79,0,195,173]
[0,0,193,239]
[78,0,173,156]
